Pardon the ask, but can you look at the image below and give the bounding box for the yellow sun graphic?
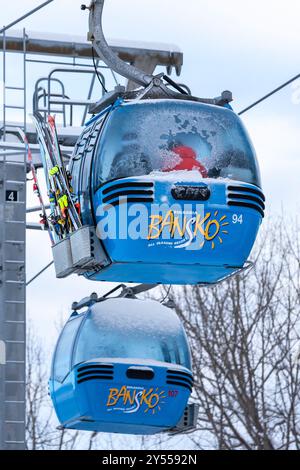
[144,389,167,415]
[204,211,229,250]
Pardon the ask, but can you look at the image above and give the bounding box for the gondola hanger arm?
[86,0,154,88]
[71,284,157,312]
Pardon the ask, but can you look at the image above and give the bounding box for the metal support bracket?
[71,283,157,312]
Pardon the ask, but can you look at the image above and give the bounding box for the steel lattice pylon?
[0,151,26,450]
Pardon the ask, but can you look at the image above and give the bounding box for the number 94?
[232,214,243,224]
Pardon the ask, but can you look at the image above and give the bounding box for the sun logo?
[144,389,167,415]
[200,211,229,250]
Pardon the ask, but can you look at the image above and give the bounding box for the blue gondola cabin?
[69,98,264,285]
[49,298,194,434]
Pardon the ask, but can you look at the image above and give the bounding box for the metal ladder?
[0,139,26,451]
[1,28,27,140]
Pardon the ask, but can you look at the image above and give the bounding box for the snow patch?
[91,298,181,335]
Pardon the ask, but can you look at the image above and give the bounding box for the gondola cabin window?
[93,100,261,189]
[53,316,83,382]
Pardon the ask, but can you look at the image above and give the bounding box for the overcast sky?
[1,0,300,350]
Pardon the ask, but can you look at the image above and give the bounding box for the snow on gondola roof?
[87,298,183,335]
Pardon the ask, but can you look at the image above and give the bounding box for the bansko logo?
[148,210,229,250]
[96,200,230,250]
[106,386,167,414]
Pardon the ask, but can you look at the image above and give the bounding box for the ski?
[32,112,82,241]
[48,115,70,190]
[33,112,82,233]
[31,113,65,238]
[47,115,82,225]
[18,127,55,245]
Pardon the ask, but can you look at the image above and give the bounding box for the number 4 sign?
[5,190,18,202]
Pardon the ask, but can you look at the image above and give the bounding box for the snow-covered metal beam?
[0,30,183,77]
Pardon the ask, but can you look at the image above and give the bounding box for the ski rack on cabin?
[31,112,109,278]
